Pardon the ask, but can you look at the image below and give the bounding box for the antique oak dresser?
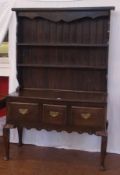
[3,7,114,170]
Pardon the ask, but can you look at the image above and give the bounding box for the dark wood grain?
[3,7,114,169]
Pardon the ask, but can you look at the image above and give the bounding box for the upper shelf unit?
[15,7,113,45]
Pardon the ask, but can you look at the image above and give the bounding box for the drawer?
[43,104,66,125]
[7,102,39,124]
[71,106,106,130]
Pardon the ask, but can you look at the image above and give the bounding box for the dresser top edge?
[12,6,115,12]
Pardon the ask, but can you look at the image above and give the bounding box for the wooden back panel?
[16,8,111,92]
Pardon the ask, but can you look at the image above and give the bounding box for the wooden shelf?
[17,64,107,70]
[17,43,108,48]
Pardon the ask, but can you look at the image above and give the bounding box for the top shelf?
[17,43,108,48]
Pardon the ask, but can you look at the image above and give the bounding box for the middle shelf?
[17,64,107,70]
[17,43,108,48]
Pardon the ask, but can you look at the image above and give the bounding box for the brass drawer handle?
[18,108,28,115]
[49,111,59,118]
[81,113,91,120]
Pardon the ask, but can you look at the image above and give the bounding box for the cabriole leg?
[3,124,15,160]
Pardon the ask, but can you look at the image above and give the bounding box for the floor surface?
[0,137,120,175]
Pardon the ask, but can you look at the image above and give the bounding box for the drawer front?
[71,106,106,130]
[7,102,39,124]
[43,104,66,125]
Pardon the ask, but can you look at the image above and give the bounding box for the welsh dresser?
[3,7,114,170]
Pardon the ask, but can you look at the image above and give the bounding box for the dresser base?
[3,124,107,170]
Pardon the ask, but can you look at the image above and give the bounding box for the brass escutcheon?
[81,113,91,120]
[49,111,59,118]
[18,108,28,115]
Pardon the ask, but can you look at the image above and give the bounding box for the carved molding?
[18,11,109,22]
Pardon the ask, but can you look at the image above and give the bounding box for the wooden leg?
[100,134,107,171]
[17,127,23,146]
[96,130,108,171]
[3,125,10,160]
[3,124,15,160]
